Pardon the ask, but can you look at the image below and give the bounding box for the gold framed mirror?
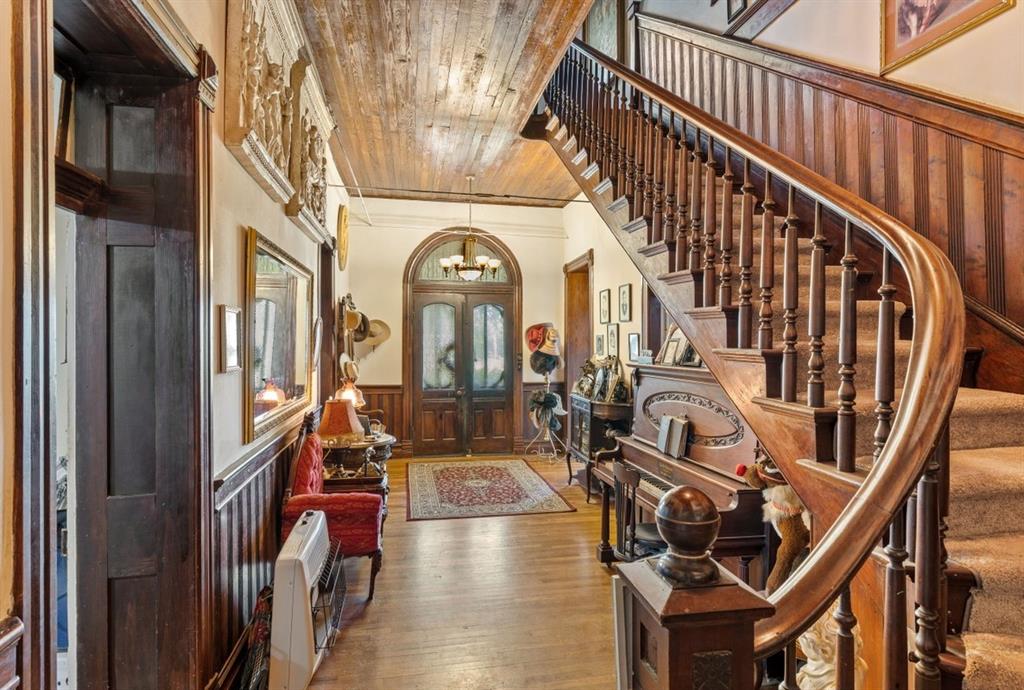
[244,227,314,442]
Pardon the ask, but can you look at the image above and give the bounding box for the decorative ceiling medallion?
[336,205,349,271]
[642,392,744,447]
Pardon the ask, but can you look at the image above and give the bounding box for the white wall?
[756,0,1024,115]
[348,197,568,385]
[169,0,351,475]
[562,195,646,375]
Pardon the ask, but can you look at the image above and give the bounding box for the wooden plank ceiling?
[301,0,592,208]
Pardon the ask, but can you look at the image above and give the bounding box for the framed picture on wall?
[599,288,611,324]
[220,305,242,373]
[628,332,641,362]
[595,334,605,356]
[881,0,1014,74]
[607,323,619,356]
[618,283,632,322]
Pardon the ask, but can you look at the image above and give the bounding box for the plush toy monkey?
[735,448,811,595]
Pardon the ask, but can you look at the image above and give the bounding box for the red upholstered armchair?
[282,433,384,599]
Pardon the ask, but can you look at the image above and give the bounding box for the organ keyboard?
[593,364,770,585]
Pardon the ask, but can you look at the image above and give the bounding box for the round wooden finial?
[654,486,721,587]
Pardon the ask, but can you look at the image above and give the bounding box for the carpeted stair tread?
[949,388,1024,451]
[948,446,1024,539]
[946,533,1024,637]
[962,632,1024,689]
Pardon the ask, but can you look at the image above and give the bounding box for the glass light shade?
[457,268,483,281]
[451,254,464,264]
[476,254,489,264]
[255,379,283,405]
[336,379,366,408]
[487,259,501,269]
[439,257,452,268]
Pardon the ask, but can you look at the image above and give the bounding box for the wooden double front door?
[412,290,515,455]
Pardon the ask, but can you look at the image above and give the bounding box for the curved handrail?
[566,39,965,656]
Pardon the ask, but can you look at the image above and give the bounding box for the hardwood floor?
[313,455,617,690]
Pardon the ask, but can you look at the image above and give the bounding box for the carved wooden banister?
[544,39,965,664]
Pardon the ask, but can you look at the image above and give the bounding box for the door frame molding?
[402,229,523,453]
[12,0,216,684]
[563,249,594,391]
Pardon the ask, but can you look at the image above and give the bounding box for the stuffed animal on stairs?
[735,447,810,595]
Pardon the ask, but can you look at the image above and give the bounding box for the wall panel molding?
[636,13,1024,346]
[210,424,300,672]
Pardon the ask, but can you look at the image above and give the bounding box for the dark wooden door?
[413,293,466,455]
[412,290,515,455]
[74,104,197,689]
[465,292,514,453]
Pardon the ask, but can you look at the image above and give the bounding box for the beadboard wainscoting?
[210,423,302,676]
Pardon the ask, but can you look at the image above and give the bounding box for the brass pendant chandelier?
[439,176,501,281]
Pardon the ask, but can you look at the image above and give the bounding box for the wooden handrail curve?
[565,38,965,656]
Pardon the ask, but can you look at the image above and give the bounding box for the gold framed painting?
[881,0,1016,74]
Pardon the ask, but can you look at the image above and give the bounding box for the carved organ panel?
[226,0,335,241]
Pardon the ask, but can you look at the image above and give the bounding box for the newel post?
[614,487,775,689]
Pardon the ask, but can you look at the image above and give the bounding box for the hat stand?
[523,372,568,465]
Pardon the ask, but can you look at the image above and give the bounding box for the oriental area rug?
[406,459,576,521]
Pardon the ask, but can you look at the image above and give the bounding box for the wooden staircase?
[535,40,994,689]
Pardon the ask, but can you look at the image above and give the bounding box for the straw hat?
[364,319,391,347]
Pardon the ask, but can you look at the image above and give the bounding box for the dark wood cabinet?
[569,393,633,497]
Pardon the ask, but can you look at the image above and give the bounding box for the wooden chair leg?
[368,549,382,600]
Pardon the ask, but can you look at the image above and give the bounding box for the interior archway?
[402,228,524,455]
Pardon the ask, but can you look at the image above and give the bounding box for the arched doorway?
[403,229,522,456]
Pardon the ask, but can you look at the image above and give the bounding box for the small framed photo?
[599,288,611,324]
[220,305,242,373]
[607,323,619,356]
[628,332,641,362]
[595,333,605,356]
[660,339,679,366]
[618,283,632,322]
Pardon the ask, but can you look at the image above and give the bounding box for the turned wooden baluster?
[937,424,951,650]
[883,502,909,690]
[588,60,599,160]
[615,78,627,195]
[593,64,605,172]
[737,159,755,348]
[836,220,858,472]
[603,68,614,175]
[779,641,799,690]
[807,201,826,407]
[835,586,858,690]
[757,171,776,350]
[624,86,636,203]
[602,68,613,175]
[718,148,735,307]
[663,109,677,254]
[781,185,800,402]
[913,429,945,690]
[651,102,665,243]
[632,95,647,220]
[581,55,589,150]
[702,137,718,306]
[688,130,704,271]
[643,100,656,226]
[874,250,896,462]
[576,56,587,150]
[673,122,690,272]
